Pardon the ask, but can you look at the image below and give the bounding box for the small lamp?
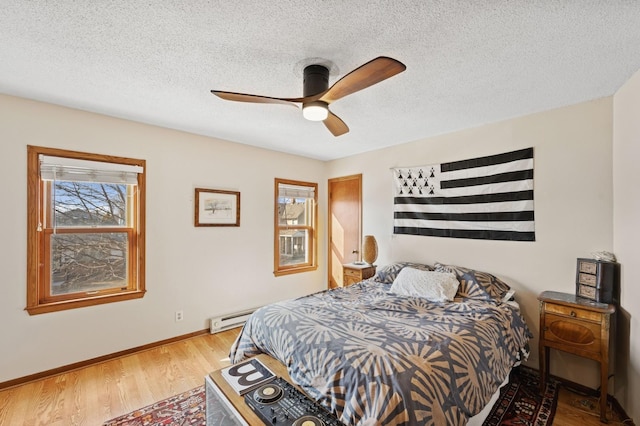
[362,235,378,265]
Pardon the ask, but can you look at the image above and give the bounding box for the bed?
[229,262,532,425]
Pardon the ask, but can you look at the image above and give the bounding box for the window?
[274,178,317,276]
[26,146,146,314]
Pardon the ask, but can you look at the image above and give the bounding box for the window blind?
[278,183,315,199]
[40,155,144,184]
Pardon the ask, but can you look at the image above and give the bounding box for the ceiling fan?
[211,56,406,137]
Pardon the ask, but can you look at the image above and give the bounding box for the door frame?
[328,174,362,288]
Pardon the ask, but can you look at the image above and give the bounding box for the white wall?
[328,97,615,390]
[0,94,327,383]
[613,68,640,422]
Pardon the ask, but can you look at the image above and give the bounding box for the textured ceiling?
[2,1,640,161]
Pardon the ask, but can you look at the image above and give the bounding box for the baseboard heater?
[210,308,257,333]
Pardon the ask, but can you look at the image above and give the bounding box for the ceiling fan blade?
[320,57,406,104]
[323,111,349,137]
[211,90,299,108]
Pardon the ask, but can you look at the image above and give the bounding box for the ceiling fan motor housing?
[303,64,329,97]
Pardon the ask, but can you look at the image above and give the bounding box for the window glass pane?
[50,232,128,295]
[274,178,316,276]
[278,229,309,266]
[277,197,309,226]
[53,181,128,227]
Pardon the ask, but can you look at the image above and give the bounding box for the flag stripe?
[441,147,534,172]
[394,189,534,205]
[394,226,536,241]
[394,199,534,213]
[394,210,534,222]
[394,219,535,232]
[442,169,534,189]
[441,158,533,182]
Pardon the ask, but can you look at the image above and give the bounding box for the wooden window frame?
[273,178,318,276]
[26,145,146,315]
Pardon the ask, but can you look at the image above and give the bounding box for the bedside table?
[538,291,615,423]
[342,263,376,287]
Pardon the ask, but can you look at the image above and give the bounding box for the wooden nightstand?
[342,263,376,287]
[538,291,615,423]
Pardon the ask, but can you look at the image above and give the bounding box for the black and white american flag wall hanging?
[393,147,535,241]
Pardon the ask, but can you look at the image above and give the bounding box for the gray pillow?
[434,262,511,301]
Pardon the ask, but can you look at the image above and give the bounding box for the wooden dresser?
[538,291,615,422]
[342,263,376,286]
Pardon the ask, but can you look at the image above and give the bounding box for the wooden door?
[328,174,362,288]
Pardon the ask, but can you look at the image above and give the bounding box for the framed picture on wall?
[195,188,240,227]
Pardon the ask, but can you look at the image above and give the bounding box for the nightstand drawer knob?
[570,311,576,317]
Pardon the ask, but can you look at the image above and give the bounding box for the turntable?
[244,377,344,426]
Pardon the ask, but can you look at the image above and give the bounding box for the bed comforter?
[229,280,531,425]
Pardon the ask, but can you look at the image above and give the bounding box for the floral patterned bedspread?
[229,280,531,425]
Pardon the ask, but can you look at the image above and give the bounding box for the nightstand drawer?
[342,263,376,287]
[543,313,602,353]
[344,268,362,278]
[543,302,602,323]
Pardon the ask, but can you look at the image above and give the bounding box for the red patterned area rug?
[103,386,205,426]
[482,365,559,426]
[103,367,558,426]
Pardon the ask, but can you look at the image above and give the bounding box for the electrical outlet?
[175,310,183,322]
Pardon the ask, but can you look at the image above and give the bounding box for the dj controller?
[244,377,344,426]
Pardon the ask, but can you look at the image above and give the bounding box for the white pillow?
[390,268,459,302]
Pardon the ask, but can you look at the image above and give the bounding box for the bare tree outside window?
[50,182,130,295]
[54,181,127,226]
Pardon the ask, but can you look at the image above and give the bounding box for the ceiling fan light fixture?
[302,101,329,121]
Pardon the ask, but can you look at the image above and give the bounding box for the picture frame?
[195,188,240,227]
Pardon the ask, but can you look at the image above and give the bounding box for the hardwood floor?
[0,328,632,425]
[0,329,238,426]
[554,386,631,425]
